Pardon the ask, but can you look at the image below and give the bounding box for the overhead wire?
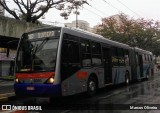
[102,0,122,13]
[87,4,109,16]
[116,0,141,18]
[44,0,141,27]
[41,0,142,27]
[83,7,104,18]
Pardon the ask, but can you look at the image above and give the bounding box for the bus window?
[124,49,129,66]
[150,55,153,61]
[61,34,80,80]
[144,54,147,63]
[148,55,150,62]
[62,34,80,64]
[142,54,145,62]
[117,48,125,66]
[112,47,119,66]
[80,39,91,67]
[91,41,102,66]
[146,55,149,63]
[136,53,139,65]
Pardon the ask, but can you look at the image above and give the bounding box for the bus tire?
[125,71,130,85]
[87,76,97,96]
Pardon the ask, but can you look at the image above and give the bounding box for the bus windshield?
[16,30,60,72]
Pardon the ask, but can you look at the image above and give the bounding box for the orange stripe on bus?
[76,71,88,80]
[16,72,55,79]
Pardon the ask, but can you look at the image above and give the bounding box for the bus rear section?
[131,47,154,81]
[14,28,62,97]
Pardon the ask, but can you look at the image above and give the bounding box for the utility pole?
[76,5,78,28]
[74,0,81,28]
[60,0,87,27]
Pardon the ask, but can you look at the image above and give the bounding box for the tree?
[0,0,89,23]
[95,13,160,56]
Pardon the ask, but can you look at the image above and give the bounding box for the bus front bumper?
[14,84,61,97]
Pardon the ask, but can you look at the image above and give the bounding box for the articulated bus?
[130,47,154,81]
[13,27,154,97]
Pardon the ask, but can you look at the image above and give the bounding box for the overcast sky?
[6,0,160,27]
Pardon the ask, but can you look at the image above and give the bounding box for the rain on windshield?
[16,32,59,72]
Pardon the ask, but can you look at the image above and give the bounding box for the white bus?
[13,27,154,97]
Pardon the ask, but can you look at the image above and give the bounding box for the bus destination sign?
[28,30,60,39]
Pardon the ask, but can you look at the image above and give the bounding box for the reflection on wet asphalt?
[3,72,160,113]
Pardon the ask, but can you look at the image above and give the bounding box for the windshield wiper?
[34,38,49,53]
[30,38,49,71]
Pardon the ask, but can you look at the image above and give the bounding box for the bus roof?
[62,27,131,50]
[24,26,131,49]
[134,47,152,55]
[24,26,152,54]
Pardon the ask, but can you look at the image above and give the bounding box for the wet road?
[0,80,14,94]
[2,71,160,113]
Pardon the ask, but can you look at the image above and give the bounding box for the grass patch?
[0,75,14,79]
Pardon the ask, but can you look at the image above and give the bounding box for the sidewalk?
[0,92,15,102]
[0,79,15,103]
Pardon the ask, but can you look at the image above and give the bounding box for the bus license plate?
[27,86,35,90]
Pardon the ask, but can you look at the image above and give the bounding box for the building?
[0,2,11,76]
[0,15,43,76]
[65,20,93,32]
[0,51,16,76]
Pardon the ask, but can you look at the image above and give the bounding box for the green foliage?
[0,0,89,23]
[95,13,160,56]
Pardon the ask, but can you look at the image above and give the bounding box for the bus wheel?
[125,72,130,85]
[87,77,97,96]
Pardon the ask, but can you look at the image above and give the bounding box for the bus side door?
[102,47,112,84]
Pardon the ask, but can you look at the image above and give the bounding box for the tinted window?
[92,42,101,54]
[150,55,152,61]
[62,34,80,64]
[148,55,150,62]
[124,49,129,66]
[112,47,118,66]
[118,48,125,66]
[80,39,91,67]
[61,34,80,81]
[91,41,102,66]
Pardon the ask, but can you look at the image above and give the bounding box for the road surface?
[1,71,160,113]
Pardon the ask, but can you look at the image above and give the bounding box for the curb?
[0,93,15,103]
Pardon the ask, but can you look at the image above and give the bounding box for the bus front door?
[103,48,112,85]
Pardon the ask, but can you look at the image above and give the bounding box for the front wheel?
[87,77,97,96]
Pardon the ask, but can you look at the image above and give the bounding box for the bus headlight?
[15,78,19,83]
[48,78,54,83]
